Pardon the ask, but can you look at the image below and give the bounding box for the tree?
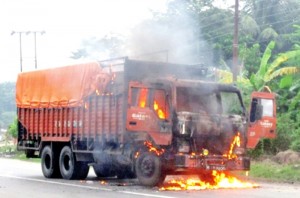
[7,118,17,139]
[0,82,16,129]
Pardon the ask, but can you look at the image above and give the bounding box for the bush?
[7,118,17,139]
[291,128,300,151]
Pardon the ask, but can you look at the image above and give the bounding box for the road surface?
[0,158,299,198]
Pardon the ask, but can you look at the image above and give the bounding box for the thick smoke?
[126,8,214,66]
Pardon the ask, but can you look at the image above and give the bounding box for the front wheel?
[135,152,165,187]
[198,170,215,184]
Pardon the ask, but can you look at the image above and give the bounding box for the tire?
[59,145,88,180]
[41,145,61,178]
[198,170,215,184]
[135,152,166,187]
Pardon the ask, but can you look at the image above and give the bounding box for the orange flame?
[154,101,166,119]
[223,132,241,159]
[160,171,258,191]
[139,88,148,108]
[144,141,165,156]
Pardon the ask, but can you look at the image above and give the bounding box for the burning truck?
[16,58,276,186]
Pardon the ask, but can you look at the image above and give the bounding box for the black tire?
[59,146,88,180]
[41,145,61,178]
[198,170,215,184]
[135,152,165,187]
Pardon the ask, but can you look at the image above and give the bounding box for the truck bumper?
[173,154,250,172]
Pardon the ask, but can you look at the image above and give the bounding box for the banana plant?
[216,41,300,92]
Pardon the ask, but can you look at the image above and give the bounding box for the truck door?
[126,82,171,145]
[247,91,276,148]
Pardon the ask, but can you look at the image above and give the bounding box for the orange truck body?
[16,58,276,186]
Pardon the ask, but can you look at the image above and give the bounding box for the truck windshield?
[176,87,243,115]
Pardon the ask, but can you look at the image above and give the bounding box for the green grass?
[249,161,300,183]
[0,144,41,163]
[15,152,41,162]
[0,144,16,153]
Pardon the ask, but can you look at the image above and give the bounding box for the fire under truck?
[16,58,276,186]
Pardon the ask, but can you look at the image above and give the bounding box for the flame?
[100,180,107,185]
[160,171,258,191]
[223,132,241,159]
[144,141,165,156]
[139,88,148,108]
[134,151,140,159]
[154,101,166,119]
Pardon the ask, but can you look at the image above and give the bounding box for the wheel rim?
[140,155,155,177]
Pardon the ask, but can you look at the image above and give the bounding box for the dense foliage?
[0,82,16,130]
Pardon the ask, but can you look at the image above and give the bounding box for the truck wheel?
[41,145,61,178]
[135,152,165,186]
[59,146,80,180]
[198,170,215,184]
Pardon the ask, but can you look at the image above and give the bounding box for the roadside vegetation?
[250,161,300,183]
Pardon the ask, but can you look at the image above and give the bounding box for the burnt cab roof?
[172,79,241,94]
[124,59,210,82]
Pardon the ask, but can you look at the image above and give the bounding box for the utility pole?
[233,0,239,82]
[11,31,25,72]
[27,31,46,69]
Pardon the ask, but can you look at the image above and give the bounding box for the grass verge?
[249,160,300,183]
[0,144,40,163]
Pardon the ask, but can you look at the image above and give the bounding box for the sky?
[0,0,167,82]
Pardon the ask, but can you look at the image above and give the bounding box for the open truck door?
[247,91,276,148]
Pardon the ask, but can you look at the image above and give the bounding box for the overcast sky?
[0,0,167,82]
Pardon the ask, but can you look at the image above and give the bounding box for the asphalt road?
[0,158,300,198]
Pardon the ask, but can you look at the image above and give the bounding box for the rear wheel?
[59,145,89,180]
[41,145,61,178]
[135,152,165,187]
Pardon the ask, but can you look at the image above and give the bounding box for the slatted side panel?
[83,94,124,144]
[18,95,124,143]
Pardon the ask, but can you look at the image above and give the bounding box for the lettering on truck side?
[54,120,83,128]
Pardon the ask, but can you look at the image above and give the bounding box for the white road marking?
[121,191,175,198]
[0,174,109,191]
[0,174,176,198]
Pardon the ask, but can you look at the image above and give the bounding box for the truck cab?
[125,72,276,186]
